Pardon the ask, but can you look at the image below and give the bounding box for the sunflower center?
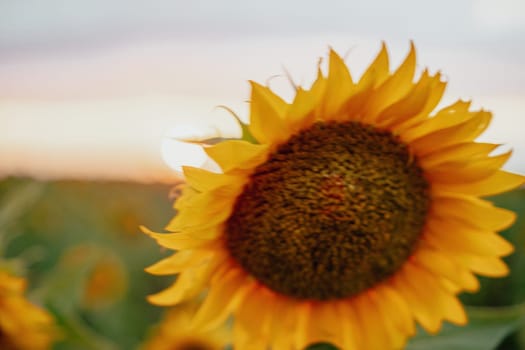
[225,121,430,300]
[175,339,215,350]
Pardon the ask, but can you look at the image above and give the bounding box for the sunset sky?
[2,0,524,182]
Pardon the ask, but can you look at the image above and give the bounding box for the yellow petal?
[173,185,240,211]
[0,272,26,293]
[169,223,224,240]
[235,285,273,339]
[425,151,512,184]
[358,42,389,89]
[146,278,195,306]
[145,250,211,275]
[251,81,288,117]
[401,99,473,142]
[362,42,416,123]
[406,263,467,326]
[302,67,328,120]
[147,257,223,305]
[170,185,198,209]
[410,110,492,156]
[269,297,299,350]
[204,140,269,173]
[172,182,244,224]
[166,204,232,233]
[369,290,408,350]
[424,218,514,257]
[337,300,363,350]
[433,170,525,197]
[334,78,376,122]
[404,265,464,329]
[419,142,500,168]
[293,302,312,349]
[413,247,480,292]
[453,254,510,277]
[142,227,214,250]
[310,301,342,348]
[375,70,435,128]
[248,81,289,144]
[431,194,516,231]
[233,320,268,350]
[393,266,443,333]
[395,74,447,132]
[321,49,354,119]
[353,293,390,349]
[182,166,238,192]
[286,87,319,130]
[376,284,416,336]
[192,267,252,332]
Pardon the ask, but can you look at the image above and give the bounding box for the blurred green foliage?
[1,177,525,350]
[0,177,174,350]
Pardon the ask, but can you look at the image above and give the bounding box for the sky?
[1,0,525,182]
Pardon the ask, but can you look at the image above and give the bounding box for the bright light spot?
[161,124,214,173]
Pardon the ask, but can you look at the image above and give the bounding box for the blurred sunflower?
[0,271,57,350]
[141,303,229,350]
[145,43,524,349]
[59,244,128,310]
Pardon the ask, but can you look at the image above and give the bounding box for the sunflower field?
[1,177,525,350]
[2,44,525,350]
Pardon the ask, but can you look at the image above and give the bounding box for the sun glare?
[161,124,213,173]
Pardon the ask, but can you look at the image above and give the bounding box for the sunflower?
[141,303,229,350]
[59,244,128,310]
[0,270,57,350]
[145,43,524,349]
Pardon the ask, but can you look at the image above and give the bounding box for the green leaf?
[0,181,45,227]
[175,136,234,146]
[0,181,45,255]
[406,305,525,350]
[49,302,118,350]
[238,121,258,144]
[216,105,258,144]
